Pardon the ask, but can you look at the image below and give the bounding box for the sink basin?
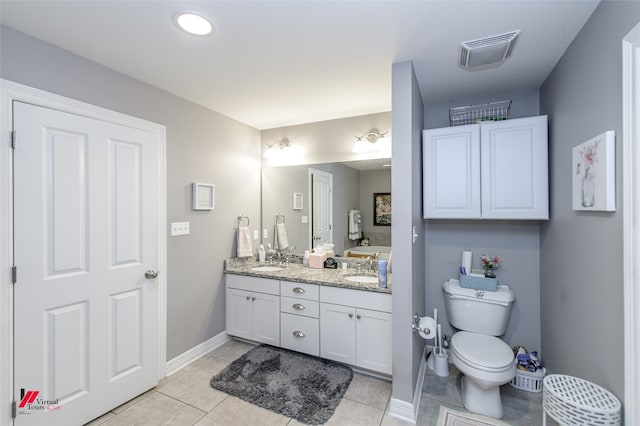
[344,275,379,284]
[251,266,285,272]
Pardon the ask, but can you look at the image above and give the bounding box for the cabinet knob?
[293,287,305,293]
[251,296,256,301]
[348,313,353,318]
[293,330,305,338]
[356,314,361,320]
[246,296,250,300]
[293,303,305,310]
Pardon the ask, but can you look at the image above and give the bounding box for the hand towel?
[348,209,362,240]
[236,225,253,258]
[274,222,289,251]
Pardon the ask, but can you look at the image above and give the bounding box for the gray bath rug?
[210,344,353,424]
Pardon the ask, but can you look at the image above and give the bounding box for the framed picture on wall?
[571,131,616,212]
[373,193,391,226]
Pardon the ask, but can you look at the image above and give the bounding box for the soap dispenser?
[258,245,266,263]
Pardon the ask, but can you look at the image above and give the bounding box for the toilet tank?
[442,279,514,336]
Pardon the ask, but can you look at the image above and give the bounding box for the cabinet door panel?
[226,288,252,339]
[252,293,280,346]
[356,309,392,374]
[481,116,548,219]
[320,303,355,365]
[423,125,481,218]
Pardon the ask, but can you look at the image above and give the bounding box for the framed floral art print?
[571,131,616,211]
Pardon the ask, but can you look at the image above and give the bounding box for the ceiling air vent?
[459,30,520,68]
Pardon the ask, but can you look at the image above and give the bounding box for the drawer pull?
[293,303,305,310]
[293,330,305,338]
[293,287,305,294]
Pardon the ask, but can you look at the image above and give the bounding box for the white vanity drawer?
[281,296,319,318]
[280,313,319,356]
[280,281,319,301]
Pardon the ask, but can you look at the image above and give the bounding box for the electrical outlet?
[170,221,190,236]
[263,229,268,239]
[253,230,259,240]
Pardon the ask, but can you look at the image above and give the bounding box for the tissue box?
[459,274,498,291]
[309,253,327,269]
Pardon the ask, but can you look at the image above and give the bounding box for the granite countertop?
[224,259,392,294]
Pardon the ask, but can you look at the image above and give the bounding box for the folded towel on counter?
[348,209,362,240]
[236,225,253,258]
[274,222,289,250]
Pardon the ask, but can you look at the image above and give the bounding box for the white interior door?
[13,101,160,425]
[310,169,333,248]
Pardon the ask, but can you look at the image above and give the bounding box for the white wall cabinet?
[226,275,280,346]
[319,286,392,375]
[423,115,548,220]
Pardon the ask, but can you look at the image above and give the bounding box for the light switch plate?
[253,230,259,240]
[263,229,269,238]
[171,221,190,236]
[301,216,308,224]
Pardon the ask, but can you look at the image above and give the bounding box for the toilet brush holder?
[433,348,450,377]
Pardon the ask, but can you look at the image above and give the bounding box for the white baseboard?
[388,345,428,424]
[165,331,231,376]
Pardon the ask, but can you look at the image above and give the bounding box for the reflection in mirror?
[261,158,391,256]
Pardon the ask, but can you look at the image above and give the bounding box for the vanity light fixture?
[352,129,391,153]
[174,11,215,36]
[263,138,292,159]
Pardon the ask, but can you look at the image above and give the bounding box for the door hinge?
[11,266,17,284]
[10,130,16,149]
[11,400,16,418]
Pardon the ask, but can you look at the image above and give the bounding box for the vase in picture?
[581,165,595,208]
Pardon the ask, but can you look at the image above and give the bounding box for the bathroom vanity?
[224,261,392,375]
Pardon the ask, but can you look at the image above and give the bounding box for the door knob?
[144,270,159,279]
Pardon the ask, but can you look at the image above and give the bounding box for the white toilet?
[442,279,516,419]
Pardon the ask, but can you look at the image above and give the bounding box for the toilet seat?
[451,331,513,373]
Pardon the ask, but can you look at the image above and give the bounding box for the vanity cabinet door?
[226,288,253,340]
[355,308,392,375]
[251,292,280,346]
[320,303,356,365]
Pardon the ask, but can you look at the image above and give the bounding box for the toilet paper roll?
[417,316,437,340]
[461,250,472,274]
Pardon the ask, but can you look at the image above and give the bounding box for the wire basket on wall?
[449,100,512,126]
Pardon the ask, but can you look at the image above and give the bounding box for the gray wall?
[423,90,542,352]
[359,169,392,246]
[391,61,425,405]
[0,25,262,360]
[539,1,640,402]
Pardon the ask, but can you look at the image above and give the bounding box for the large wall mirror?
[261,158,391,257]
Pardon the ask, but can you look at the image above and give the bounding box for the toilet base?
[461,376,504,419]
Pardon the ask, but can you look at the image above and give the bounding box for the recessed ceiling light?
[174,12,214,36]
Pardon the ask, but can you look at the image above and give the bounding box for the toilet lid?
[452,332,513,370]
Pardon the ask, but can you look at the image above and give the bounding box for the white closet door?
[13,101,161,426]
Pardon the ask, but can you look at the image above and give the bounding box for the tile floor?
[85,340,548,426]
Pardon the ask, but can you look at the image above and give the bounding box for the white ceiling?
[0,1,599,130]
